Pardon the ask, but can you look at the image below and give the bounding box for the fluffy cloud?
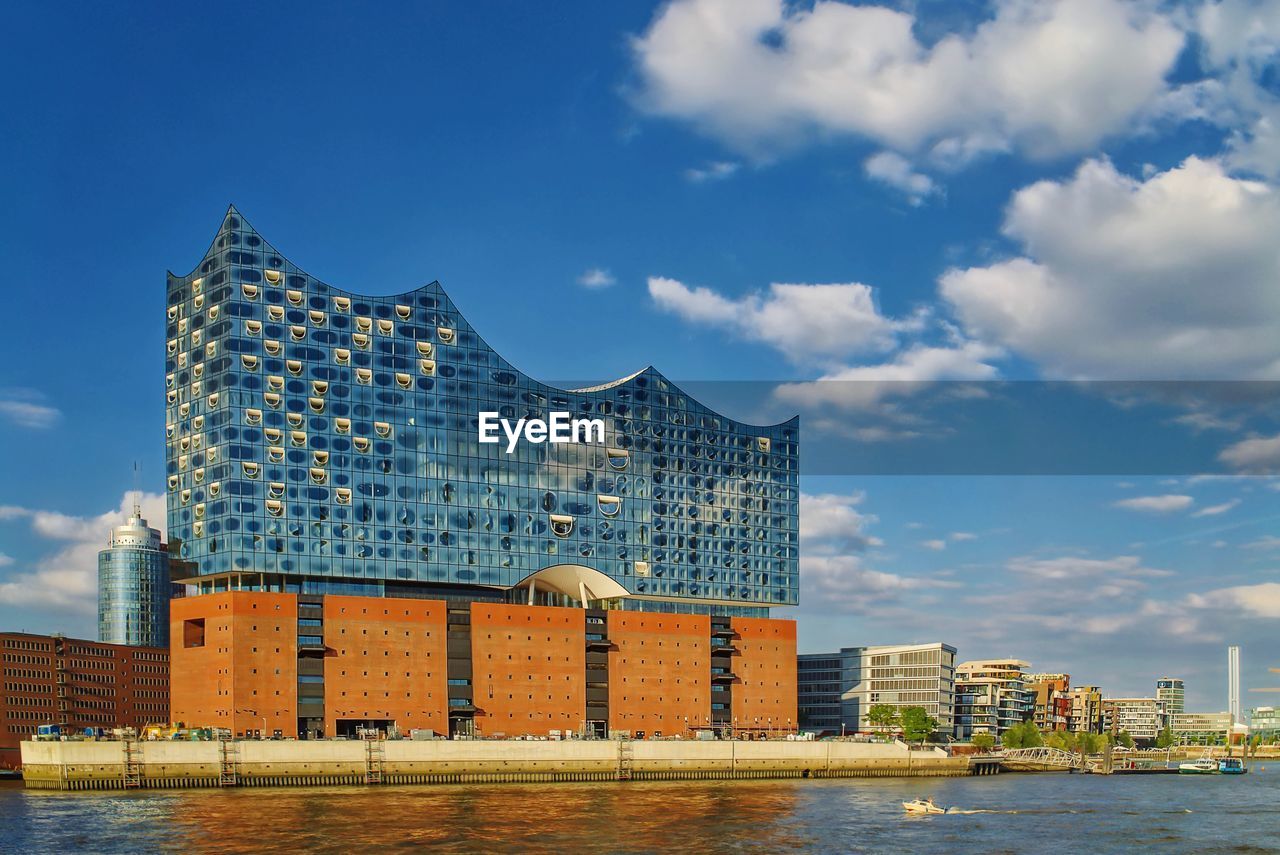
[863,151,938,205]
[801,553,958,614]
[1219,433,1280,472]
[632,0,1184,160]
[648,275,925,363]
[577,268,616,289]
[1113,494,1194,513]
[942,157,1280,378]
[1186,581,1280,618]
[0,492,166,615]
[920,539,947,551]
[800,492,882,551]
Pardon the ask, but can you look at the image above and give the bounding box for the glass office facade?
[165,208,799,615]
[98,510,171,647]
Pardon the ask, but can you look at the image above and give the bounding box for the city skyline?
[4,0,1280,711]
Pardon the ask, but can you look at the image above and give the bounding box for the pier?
[20,738,973,790]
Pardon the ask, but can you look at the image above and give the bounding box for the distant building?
[0,633,169,770]
[1068,684,1104,734]
[98,499,172,647]
[1026,672,1070,732]
[953,659,1032,740]
[1170,711,1232,745]
[797,643,956,736]
[1102,697,1165,743]
[1250,707,1279,740]
[1156,677,1185,718]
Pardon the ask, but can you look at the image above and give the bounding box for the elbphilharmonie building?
[167,208,799,739]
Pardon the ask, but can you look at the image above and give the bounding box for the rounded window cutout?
[597,495,621,517]
[550,514,575,538]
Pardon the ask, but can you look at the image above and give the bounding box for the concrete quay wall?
[21,739,969,790]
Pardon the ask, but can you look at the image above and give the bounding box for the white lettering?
[478,411,608,453]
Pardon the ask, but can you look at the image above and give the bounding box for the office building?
[1250,706,1279,740]
[953,659,1031,739]
[165,208,800,738]
[1026,673,1070,732]
[1170,711,1232,745]
[797,643,956,736]
[1102,697,1165,743]
[0,633,169,769]
[98,497,173,647]
[1156,677,1185,717]
[1068,684,1104,733]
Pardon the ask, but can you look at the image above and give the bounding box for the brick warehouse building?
[1,633,169,769]
[166,209,799,739]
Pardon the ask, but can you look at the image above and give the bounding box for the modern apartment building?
[1156,677,1185,717]
[1026,672,1070,732]
[797,643,956,736]
[953,659,1032,739]
[1068,684,1104,733]
[98,498,173,647]
[0,633,169,769]
[1102,697,1165,743]
[1170,711,1232,745]
[1250,706,1279,739]
[164,208,800,739]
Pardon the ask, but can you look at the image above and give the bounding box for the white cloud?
[1220,433,1280,472]
[1192,499,1241,517]
[0,394,60,429]
[1113,494,1194,513]
[920,539,947,551]
[800,492,883,551]
[0,492,166,615]
[942,156,1280,378]
[950,532,978,542]
[1187,581,1280,618]
[577,268,616,289]
[648,275,924,363]
[684,160,740,182]
[1007,553,1173,581]
[1242,535,1280,550]
[801,553,958,613]
[772,339,1002,411]
[0,553,11,567]
[863,151,937,205]
[632,0,1184,160]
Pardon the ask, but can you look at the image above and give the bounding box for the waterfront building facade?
[953,659,1031,740]
[0,633,169,769]
[1250,706,1280,740]
[1156,677,1185,717]
[1170,711,1232,745]
[98,499,173,647]
[1068,684,1104,733]
[164,208,800,738]
[1102,697,1165,743]
[1026,672,1070,732]
[797,643,956,736]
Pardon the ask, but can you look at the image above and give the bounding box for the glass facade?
[98,509,171,647]
[165,207,799,614]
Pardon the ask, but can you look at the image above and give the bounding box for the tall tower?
[1228,645,1241,724]
[98,494,172,647]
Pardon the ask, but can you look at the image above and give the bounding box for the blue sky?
[3,0,1280,712]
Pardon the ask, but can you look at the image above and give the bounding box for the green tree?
[971,732,996,752]
[865,704,901,735]
[1001,720,1043,750]
[1155,727,1174,749]
[1116,730,1135,749]
[900,706,939,742]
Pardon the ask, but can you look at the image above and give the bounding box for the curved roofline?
[171,205,799,432]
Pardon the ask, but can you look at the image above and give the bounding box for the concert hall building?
[166,208,799,739]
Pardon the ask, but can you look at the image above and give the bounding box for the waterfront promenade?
[21,738,968,790]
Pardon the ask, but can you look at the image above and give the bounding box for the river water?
[2,771,1277,853]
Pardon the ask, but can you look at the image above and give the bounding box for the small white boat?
[1178,758,1218,774]
[902,798,948,814]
